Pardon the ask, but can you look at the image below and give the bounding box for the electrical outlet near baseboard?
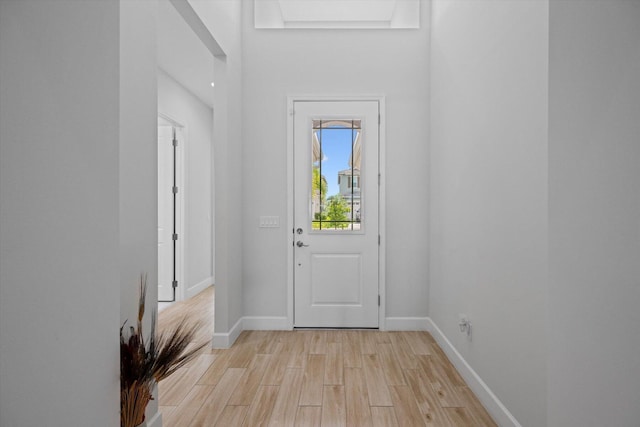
[458,313,472,340]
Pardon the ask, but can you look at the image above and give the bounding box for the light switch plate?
[259,216,280,228]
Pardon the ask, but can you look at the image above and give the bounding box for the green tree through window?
[325,195,350,229]
[312,166,327,206]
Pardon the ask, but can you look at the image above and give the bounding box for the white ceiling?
[157,0,214,108]
[279,0,396,22]
[256,0,420,29]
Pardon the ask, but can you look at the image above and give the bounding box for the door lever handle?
[296,241,309,247]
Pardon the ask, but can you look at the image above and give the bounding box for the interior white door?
[294,100,379,328]
[158,125,175,301]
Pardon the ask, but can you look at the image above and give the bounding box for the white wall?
[120,1,159,321]
[158,0,215,109]
[548,1,640,426]
[189,0,244,337]
[0,1,121,425]
[169,0,245,344]
[119,0,160,422]
[429,1,548,426]
[158,69,214,297]
[241,0,431,322]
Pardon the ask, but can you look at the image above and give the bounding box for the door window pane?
[311,119,362,231]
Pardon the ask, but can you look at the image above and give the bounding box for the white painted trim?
[377,97,386,331]
[157,115,185,305]
[212,316,290,349]
[158,112,184,128]
[286,95,386,330]
[243,316,290,330]
[385,317,429,331]
[286,98,295,330]
[175,125,186,302]
[186,277,212,299]
[212,316,243,349]
[425,318,523,427]
[143,411,162,427]
[210,106,215,289]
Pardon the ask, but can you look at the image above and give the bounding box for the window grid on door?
[311,119,362,231]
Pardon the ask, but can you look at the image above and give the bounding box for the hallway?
[157,289,496,426]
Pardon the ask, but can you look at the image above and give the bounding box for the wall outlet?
[458,314,472,339]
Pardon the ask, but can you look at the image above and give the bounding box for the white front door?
[158,125,175,301]
[293,100,380,328]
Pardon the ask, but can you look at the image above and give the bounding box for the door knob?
[296,241,309,247]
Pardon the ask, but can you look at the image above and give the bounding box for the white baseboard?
[385,316,429,331]
[425,318,522,427]
[143,411,162,427]
[186,276,212,300]
[212,316,290,348]
[212,317,243,349]
[243,316,289,330]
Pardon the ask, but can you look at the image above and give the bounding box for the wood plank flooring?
[157,287,496,426]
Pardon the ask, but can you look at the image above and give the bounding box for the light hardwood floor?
[157,287,496,426]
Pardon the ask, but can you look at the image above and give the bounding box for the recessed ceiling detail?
[255,0,420,29]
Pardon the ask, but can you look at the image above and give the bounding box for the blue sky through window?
[315,127,356,197]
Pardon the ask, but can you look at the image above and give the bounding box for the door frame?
[158,113,186,302]
[286,95,387,330]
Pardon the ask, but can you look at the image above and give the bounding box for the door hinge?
[172,233,178,241]
[378,173,381,185]
[378,295,381,306]
[378,235,381,245]
[172,280,178,288]
[172,186,178,194]
[172,138,178,147]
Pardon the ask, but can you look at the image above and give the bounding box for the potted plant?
[120,275,206,427]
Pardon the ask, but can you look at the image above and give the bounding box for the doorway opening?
[158,115,184,305]
[289,98,386,329]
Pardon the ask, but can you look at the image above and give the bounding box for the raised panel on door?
[310,253,362,305]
